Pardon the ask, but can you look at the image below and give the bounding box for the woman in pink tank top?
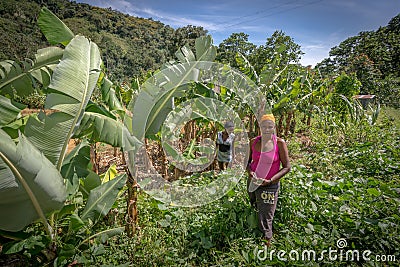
[247,114,291,247]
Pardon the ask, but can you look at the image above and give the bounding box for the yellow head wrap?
[261,114,275,123]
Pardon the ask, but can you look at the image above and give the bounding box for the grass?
[379,106,400,128]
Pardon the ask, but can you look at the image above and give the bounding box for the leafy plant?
[0,7,134,265]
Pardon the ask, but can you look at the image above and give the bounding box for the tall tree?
[170,25,208,56]
[216,32,256,68]
[252,30,303,73]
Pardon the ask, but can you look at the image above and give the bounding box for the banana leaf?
[73,112,140,148]
[132,35,217,139]
[24,35,101,170]
[81,174,127,222]
[38,7,74,46]
[0,95,26,127]
[99,76,124,114]
[0,47,64,97]
[0,130,66,232]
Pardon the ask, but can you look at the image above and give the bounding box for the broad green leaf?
[0,95,26,127]
[235,52,259,83]
[0,229,30,241]
[68,213,85,232]
[0,47,63,97]
[25,36,102,170]
[0,60,33,97]
[1,113,35,140]
[175,45,196,63]
[99,77,124,113]
[38,7,74,46]
[61,139,91,181]
[74,112,140,148]
[132,64,198,139]
[86,101,116,119]
[81,171,101,198]
[4,235,45,255]
[246,213,258,229]
[79,227,124,246]
[195,35,217,62]
[145,95,174,137]
[81,174,127,221]
[0,130,66,232]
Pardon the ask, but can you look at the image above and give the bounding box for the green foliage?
[216,32,257,69]
[0,130,66,232]
[252,30,304,74]
[375,74,400,108]
[0,47,63,97]
[0,8,133,266]
[38,6,74,46]
[0,0,208,82]
[0,2,398,266]
[331,72,362,119]
[81,117,399,266]
[316,13,400,106]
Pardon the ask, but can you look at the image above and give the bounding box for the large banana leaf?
[194,35,217,62]
[0,47,64,97]
[61,139,91,181]
[73,112,141,148]
[38,7,74,46]
[1,114,35,140]
[0,130,66,232]
[81,174,127,222]
[132,35,217,139]
[25,36,102,170]
[60,140,102,197]
[99,76,124,114]
[0,95,26,127]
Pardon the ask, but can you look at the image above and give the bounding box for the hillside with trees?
[0,0,207,81]
[0,2,399,266]
[316,14,400,107]
[1,0,399,107]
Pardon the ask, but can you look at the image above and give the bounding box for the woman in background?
[216,121,235,170]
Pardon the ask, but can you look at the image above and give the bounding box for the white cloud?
[299,41,333,66]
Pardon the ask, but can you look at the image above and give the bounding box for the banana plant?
[0,33,102,235]
[132,35,218,139]
[0,7,132,247]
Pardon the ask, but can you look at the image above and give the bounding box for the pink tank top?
[249,135,280,180]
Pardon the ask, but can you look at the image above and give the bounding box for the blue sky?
[75,0,399,66]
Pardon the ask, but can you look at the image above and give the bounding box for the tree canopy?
[0,0,207,82]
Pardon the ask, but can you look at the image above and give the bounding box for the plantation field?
[50,111,399,266]
[1,5,399,267]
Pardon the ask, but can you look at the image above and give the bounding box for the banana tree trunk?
[285,110,294,136]
[125,167,138,237]
[277,114,284,137]
[90,142,98,174]
[290,111,296,134]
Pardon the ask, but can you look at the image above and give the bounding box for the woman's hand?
[250,172,262,185]
[261,179,272,186]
